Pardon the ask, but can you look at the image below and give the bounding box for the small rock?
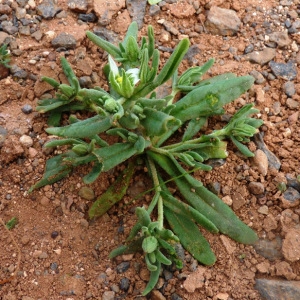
[263,214,278,232]
[255,279,300,300]
[286,174,300,192]
[258,205,269,215]
[102,291,115,300]
[78,13,97,22]
[275,261,296,280]
[205,6,241,36]
[40,196,50,206]
[283,81,296,97]
[269,60,297,81]
[286,98,299,109]
[256,261,270,273]
[245,48,276,65]
[51,33,77,49]
[283,187,300,202]
[268,31,291,48]
[183,266,206,293]
[126,0,147,29]
[167,2,195,18]
[93,0,126,25]
[116,261,130,273]
[252,149,268,176]
[254,133,281,170]
[220,235,236,254]
[37,0,62,19]
[11,65,28,79]
[162,20,180,36]
[0,4,12,14]
[249,182,265,195]
[0,126,8,147]
[119,277,130,291]
[282,229,300,262]
[78,187,95,200]
[222,195,233,206]
[244,44,254,54]
[250,70,265,84]
[19,135,33,147]
[149,4,160,16]
[253,237,283,261]
[68,0,88,13]
[151,290,166,300]
[216,293,229,300]
[21,104,33,114]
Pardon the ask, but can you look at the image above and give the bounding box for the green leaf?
[109,237,144,259]
[83,161,103,184]
[170,76,255,122]
[88,161,135,218]
[153,38,190,86]
[164,206,216,265]
[182,117,207,141]
[140,108,181,137]
[142,261,161,296]
[121,21,138,48]
[46,115,112,138]
[5,217,18,230]
[28,154,73,193]
[230,136,255,157]
[86,31,122,58]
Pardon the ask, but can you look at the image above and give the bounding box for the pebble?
[171,293,183,300]
[286,98,299,109]
[286,174,300,192]
[258,205,269,215]
[282,229,300,262]
[283,187,300,202]
[253,237,283,261]
[78,13,97,23]
[269,60,297,81]
[119,277,130,291]
[268,31,291,48]
[19,135,33,147]
[126,0,147,28]
[67,0,88,13]
[283,81,296,97]
[149,4,161,16]
[275,261,296,280]
[249,70,265,84]
[40,196,50,206]
[248,182,265,195]
[244,44,254,54]
[37,0,61,19]
[254,133,281,170]
[116,261,130,273]
[21,104,33,114]
[0,126,8,146]
[152,290,166,300]
[11,65,28,79]
[245,48,276,65]
[102,291,115,300]
[183,266,206,292]
[255,279,300,300]
[51,33,77,49]
[205,6,241,36]
[252,149,268,176]
[78,186,95,200]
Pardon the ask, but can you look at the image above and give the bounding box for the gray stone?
[2,23,18,35]
[15,7,27,19]
[286,174,300,192]
[102,291,115,300]
[149,4,160,16]
[78,13,97,23]
[245,48,276,65]
[116,261,130,273]
[283,187,300,202]
[268,31,291,48]
[92,26,119,45]
[37,0,62,19]
[206,6,241,36]
[119,277,130,291]
[255,279,300,300]
[51,33,77,49]
[269,60,297,81]
[21,104,33,114]
[126,0,147,29]
[254,133,281,170]
[0,4,12,15]
[10,65,28,79]
[0,126,8,147]
[249,70,266,84]
[68,0,88,13]
[286,98,299,109]
[283,81,296,97]
[253,237,283,261]
[244,44,254,54]
[0,32,9,45]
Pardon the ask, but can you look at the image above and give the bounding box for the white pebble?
[19,135,33,147]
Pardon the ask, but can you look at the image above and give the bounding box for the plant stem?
[147,157,163,230]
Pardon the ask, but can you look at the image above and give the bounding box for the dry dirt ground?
[0,0,300,299]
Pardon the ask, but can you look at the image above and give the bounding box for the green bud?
[104,97,118,113]
[59,84,75,98]
[72,144,88,156]
[142,236,158,253]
